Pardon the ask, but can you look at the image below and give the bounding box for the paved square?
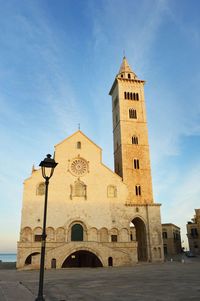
[0,258,200,301]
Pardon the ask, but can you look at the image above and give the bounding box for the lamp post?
[35,154,58,301]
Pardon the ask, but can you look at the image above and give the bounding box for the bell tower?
[109,57,154,204]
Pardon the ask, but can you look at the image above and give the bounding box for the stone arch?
[119,228,129,242]
[110,228,119,235]
[25,252,40,265]
[88,227,98,241]
[33,227,42,235]
[56,227,65,242]
[62,250,103,268]
[21,227,32,242]
[33,227,42,241]
[99,227,109,242]
[110,228,119,242]
[46,227,55,242]
[67,220,87,242]
[131,217,148,261]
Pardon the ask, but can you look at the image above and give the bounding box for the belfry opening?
[62,250,103,268]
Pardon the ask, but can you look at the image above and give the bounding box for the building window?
[71,224,83,241]
[124,92,139,101]
[129,109,137,119]
[77,141,81,149]
[128,73,131,79]
[107,185,117,198]
[70,180,87,200]
[162,232,168,239]
[133,159,140,169]
[191,228,198,237]
[34,235,42,242]
[36,182,45,195]
[135,185,141,196]
[111,235,118,242]
[132,136,138,144]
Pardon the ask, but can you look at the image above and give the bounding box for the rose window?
[70,158,88,176]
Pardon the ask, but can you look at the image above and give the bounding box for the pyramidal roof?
[117,56,137,79]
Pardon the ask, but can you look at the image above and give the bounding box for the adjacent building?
[187,209,200,255]
[162,224,182,256]
[17,57,164,269]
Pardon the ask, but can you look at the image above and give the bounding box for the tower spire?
[117,57,137,80]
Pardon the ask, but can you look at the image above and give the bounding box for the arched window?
[133,159,140,169]
[71,224,83,241]
[36,182,45,195]
[136,93,139,100]
[129,109,137,119]
[128,73,131,79]
[70,180,87,199]
[135,185,141,196]
[132,136,138,144]
[77,141,81,149]
[124,92,127,99]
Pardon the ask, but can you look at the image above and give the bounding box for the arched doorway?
[108,257,113,266]
[131,218,147,261]
[71,224,83,241]
[51,258,56,269]
[62,250,103,268]
[25,252,40,265]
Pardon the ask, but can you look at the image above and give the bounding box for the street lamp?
[35,154,58,301]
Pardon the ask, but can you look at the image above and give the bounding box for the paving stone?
[0,260,200,301]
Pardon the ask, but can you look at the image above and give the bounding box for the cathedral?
[17,57,163,269]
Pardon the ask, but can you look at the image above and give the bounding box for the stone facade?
[187,209,200,255]
[17,57,164,269]
[162,223,182,256]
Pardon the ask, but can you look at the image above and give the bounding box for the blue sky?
[0,0,200,252]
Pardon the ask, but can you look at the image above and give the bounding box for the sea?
[0,253,17,262]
